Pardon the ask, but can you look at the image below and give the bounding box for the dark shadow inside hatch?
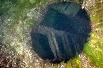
[31,2,91,63]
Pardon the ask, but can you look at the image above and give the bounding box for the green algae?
[84,31,103,68]
[83,1,103,68]
[66,56,82,68]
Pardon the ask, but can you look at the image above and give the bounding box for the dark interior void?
[31,33,55,60]
[31,2,91,63]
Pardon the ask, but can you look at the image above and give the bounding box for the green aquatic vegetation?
[66,56,82,68]
[84,30,103,68]
[83,1,103,68]
[90,2,103,23]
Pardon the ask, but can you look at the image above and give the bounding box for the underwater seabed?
[0,0,103,68]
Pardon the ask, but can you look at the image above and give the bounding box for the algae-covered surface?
[0,0,103,68]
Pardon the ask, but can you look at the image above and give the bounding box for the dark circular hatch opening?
[31,2,91,63]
